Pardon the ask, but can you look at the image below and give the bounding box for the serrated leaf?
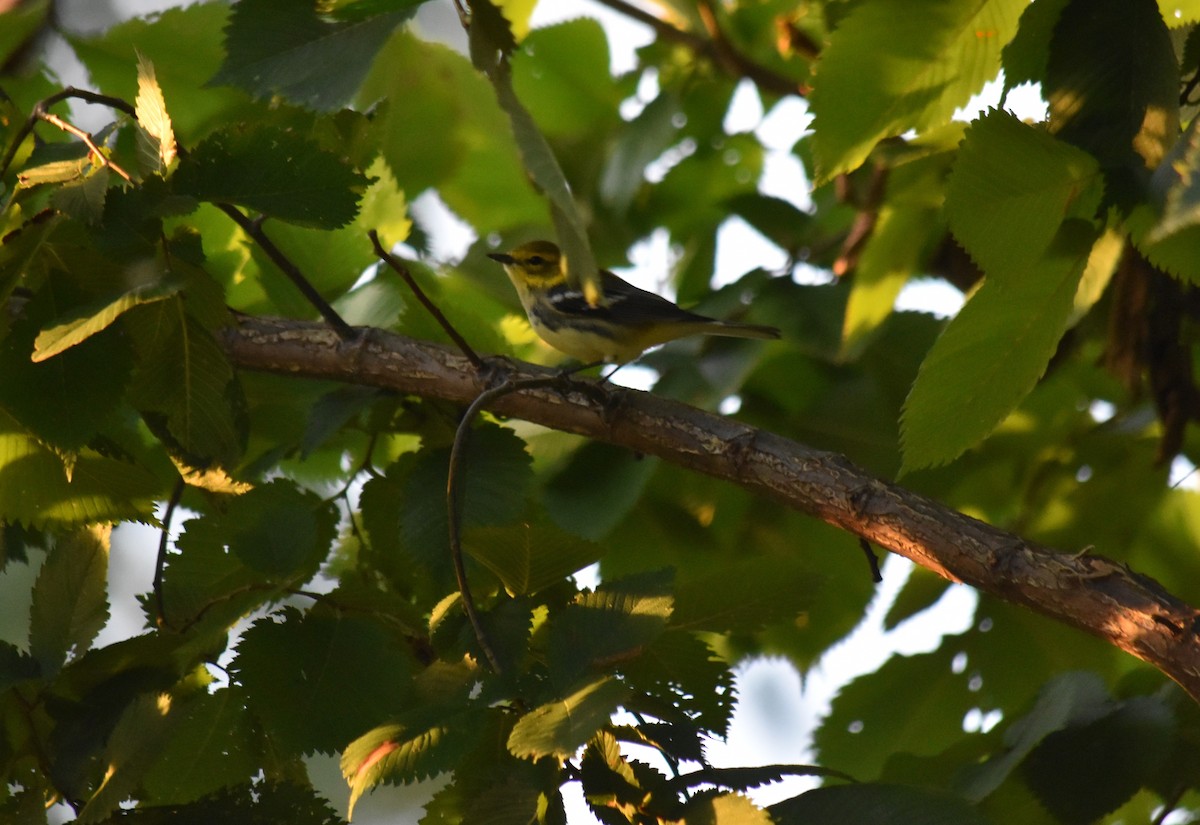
[810,0,1024,182]
[619,632,734,736]
[508,676,629,760]
[141,688,259,804]
[227,480,336,576]
[210,0,410,111]
[955,671,1113,801]
[0,417,159,528]
[76,693,179,824]
[28,525,110,675]
[49,168,110,225]
[136,53,176,172]
[0,275,134,450]
[33,278,181,362]
[341,708,483,818]
[1045,0,1178,175]
[548,570,675,681]
[999,0,1068,95]
[1148,115,1200,244]
[945,110,1103,277]
[401,424,533,585]
[172,125,368,229]
[125,297,244,467]
[1022,695,1174,824]
[901,222,1095,471]
[464,521,604,596]
[69,3,255,140]
[235,609,417,755]
[683,792,772,825]
[771,783,991,825]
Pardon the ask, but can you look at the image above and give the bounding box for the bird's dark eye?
[528,255,545,266]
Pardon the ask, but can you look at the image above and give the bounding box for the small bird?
[487,240,780,364]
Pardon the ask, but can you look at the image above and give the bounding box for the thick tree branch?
[219,315,1200,702]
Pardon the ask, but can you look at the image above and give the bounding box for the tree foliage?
[2,0,1200,823]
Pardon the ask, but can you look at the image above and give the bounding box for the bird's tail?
[703,320,781,341]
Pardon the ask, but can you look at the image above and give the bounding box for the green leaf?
[814,646,979,781]
[809,0,1024,182]
[400,424,533,585]
[671,555,820,633]
[172,125,368,229]
[341,707,484,818]
[900,222,1096,471]
[0,0,48,65]
[599,93,680,213]
[1022,695,1174,824]
[508,675,629,760]
[235,609,418,755]
[0,275,135,451]
[772,783,991,825]
[542,442,657,541]
[842,143,950,358]
[1045,0,1179,177]
[1147,116,1200,245]
[954,671,1112,801]
[1000,0,1069,94]
[33,278,181,362]
[76,693,180,824]
[136,53,177,173]
[945,110,1103,277]
[464,521,604,596]
[0,415,159,528]
[49,168,110,225]
[547,570,675,681]
[28,525,110,675]
[511,18,620,139]
[619,632,734,736]
[210,0,410,111]
[682,792,773,825]
[125,297,245,467]
[141,689,260,805]
[225,480,337,577]
[68,3,256,141]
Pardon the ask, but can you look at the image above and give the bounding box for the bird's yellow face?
[489,240,565,289]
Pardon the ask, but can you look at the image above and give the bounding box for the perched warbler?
[488,240,780,364]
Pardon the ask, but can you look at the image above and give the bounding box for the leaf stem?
[446,373,565,673]
[368,228,483,368]
[218,204,356,339]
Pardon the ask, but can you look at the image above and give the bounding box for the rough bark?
[220,315,1200,701]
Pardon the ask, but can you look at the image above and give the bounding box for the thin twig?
[695,0,804,97]
[153,476,187,629]
[858,536,883,583]
[36,112,133,183]
[0,87,138,180]
[368,228,483,368]
[593,0,803,97]
[447,374,566,673]
[217,203,356,340]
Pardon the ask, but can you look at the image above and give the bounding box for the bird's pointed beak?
[487,252,514,265]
